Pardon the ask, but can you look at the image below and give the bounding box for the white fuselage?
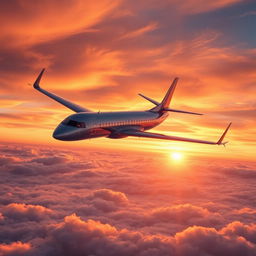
[53,111,169,141]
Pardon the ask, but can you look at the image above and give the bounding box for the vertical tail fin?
[161,77,178,109]
[151,78,178,112]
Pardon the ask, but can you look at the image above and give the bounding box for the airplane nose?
[53,127,62,140]
[53,124,69,140]
[53,123,87,141]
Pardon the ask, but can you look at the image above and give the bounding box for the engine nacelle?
[108,132,128,139]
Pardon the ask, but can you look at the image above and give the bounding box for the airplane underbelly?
[66,128,110,140]
[88,128,111,138]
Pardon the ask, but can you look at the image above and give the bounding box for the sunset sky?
[0,0,255,159]
[0,0,256,255]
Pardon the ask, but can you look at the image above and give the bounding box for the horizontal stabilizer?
[33,69,92,113]
[164,107,203,115]
[138,93,160,106]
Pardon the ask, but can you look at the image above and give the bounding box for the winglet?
[33,68,45,89]
[217,122,232,145]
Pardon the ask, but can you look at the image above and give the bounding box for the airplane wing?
[119,123,232,145]
[33,69,92,113]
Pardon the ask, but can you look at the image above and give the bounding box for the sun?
[170,152,183,161]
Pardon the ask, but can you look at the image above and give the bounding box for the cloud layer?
[0,143,256,255]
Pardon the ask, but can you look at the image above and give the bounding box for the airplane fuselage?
[53,111,169,141]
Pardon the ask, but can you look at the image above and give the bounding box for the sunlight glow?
[170,152,183,161]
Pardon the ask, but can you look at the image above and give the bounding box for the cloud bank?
[0,143,256,255]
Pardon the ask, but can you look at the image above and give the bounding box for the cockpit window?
[62,118,86,128]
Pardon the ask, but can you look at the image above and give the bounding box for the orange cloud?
[88,189,129,205]
[0,0,120,48]
[0,213,4,222]
[0,242,31,256]
[120,22,158,39]
[9,213,256,255]
[3,203,53,221]
[174,224,255,255]
[234,208,256,215]
[152,204,211,221]
[221,221,256,243]
[177,0,243,14]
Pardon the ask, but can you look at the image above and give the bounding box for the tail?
[139,78,202,115]
[151,78,178,112]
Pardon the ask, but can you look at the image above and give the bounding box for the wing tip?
[33,68,45,89]
[217,122,232,145]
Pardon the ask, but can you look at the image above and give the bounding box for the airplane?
[33,69,231,145]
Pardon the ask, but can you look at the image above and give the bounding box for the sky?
[0,0,256,255]
[0,0,255,159]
